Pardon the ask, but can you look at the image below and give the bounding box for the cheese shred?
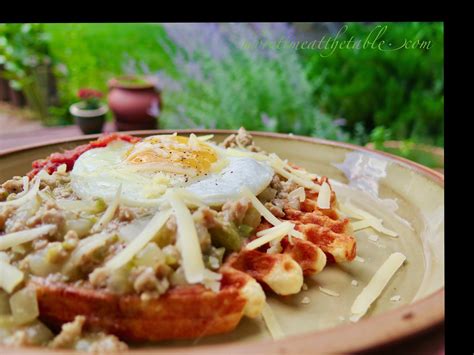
[261,302,284,340]
[272,164,320,192]
[288,187,306,202]
[197,134,214,142]
[92,184,122,232]
[341,201,398,237]
[350,252,406,319]
[316,182,331,209]
[246,222,294,250]
[0,177,40,208]
[351,219,398,237]
[319,286,340,297]
[166,189,206,284]
[226,148,321,192]
[105,209,172,271]
[241,186,303,239]
[0,224,56,251]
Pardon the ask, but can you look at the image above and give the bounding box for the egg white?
[70,140,274,206]
[185,157,273,206]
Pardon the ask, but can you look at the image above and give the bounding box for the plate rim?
[0,129,445,186]
[0,129,444,354]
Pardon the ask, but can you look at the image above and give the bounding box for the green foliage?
[156,23,347,141]
[370,126,392,150]
[0,23,53,121]
[366,125,442,169]
[0,24,52,84]
[77,88,105,110]
[305,22,444,146]
[381,142,442,169]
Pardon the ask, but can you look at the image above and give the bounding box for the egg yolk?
[124,135,218,175]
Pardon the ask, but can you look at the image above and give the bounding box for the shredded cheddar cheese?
[350,252,406,320]
[105,209,172,271]
[0,225,57,251]
[261,302,284,340]
[240,186,303,239]
[166,189,206,284]
[316,182,331,209]
[246,222,295,250]
[92,184,122,232]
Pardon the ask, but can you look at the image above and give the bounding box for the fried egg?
[71,134,274,206]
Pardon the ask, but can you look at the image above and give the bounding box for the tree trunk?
[0,66,10,102]
[9,87,27,107]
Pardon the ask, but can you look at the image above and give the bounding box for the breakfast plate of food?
[0,128,444,353]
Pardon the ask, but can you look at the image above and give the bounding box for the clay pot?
[107,76,161,131]
[70,102,108,135]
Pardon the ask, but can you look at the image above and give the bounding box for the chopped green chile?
[134,243,165,269]
[59,198,107,214]
[209,221,242,252]
[155,225,176,248]
[238,224,254,238]
[242,205,262,230]
[257,187,277,203]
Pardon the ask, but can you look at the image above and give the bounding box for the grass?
[43,23,174,124]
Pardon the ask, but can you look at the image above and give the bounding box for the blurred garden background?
[0,22,444,169]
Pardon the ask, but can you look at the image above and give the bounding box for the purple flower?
[147,98,160,118]
[140,61,151,75]
[162,23,296,63]
[163,23,229,60]
[333,118,347,127]
[184,61,204,81]
[208,120,217,129]
[154,71,182,92]
[261,113,277,131]
[122,55,137,75]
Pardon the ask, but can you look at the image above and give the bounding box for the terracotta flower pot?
[107,76,161,131]
[70,103,108,135]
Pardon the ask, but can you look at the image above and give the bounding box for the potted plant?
[107,75,161,131]
[69,88,108,134]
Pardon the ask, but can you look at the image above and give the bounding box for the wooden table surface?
[0,123,445,354]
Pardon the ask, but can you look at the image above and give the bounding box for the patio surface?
[0,108,116,150]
